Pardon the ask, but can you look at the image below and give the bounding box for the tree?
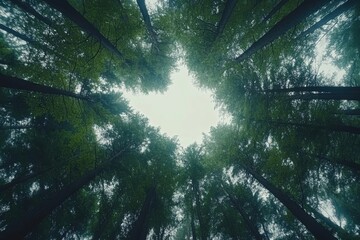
[41,0,129,63]
[225,188,265,240]
[136,0,159,46]
[243,166,337,240]
[127,186,157,240]
[181,145,209,240]
[235,0,329,62]
[9,0,54,27]
[262,0,290,23]
[0,166,105,239]
[297,0,358,39]
[213,0,237,39]
[1,73,90,101]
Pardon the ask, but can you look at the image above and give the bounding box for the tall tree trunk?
[261,119,360,135]
[9,0,53,27]
[0,73,90,101]
[288,93,360,101]
[337,109,360,116]
[262,0,290,23]
[0,150,123,239]
[227,194,264,240]
[0,23,39,46]
[264,86,360,100]
[136,0,158,46]
[306,205,355,239]
[0,124,34,130]
[243,166,337,240]
[214,0,237,39]
[41,0,131,65]
[0,168,52,193]
[190,204,197,240]
[0,23,65,58]
[0,166,105,240]
[128,186,157,240]
[297,0,357,39]
[192,178,207,240]
[315,154,360,173]
[92,191,120,240]
[235,0,329,62]
[264,86,360,94]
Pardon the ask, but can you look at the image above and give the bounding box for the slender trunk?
[297,0,357,39]
[315,154,360,173]
[136,0,158,45]
[0,151,122,239]
[0,59,13,66]
[227,194,264,240]
[288,93,360,101]
[264,86,360,94]
[306,206,355,239]
[0,168,51,193]
[0,24,65,58]
[192,178,206,240]
[243,166,337,240]
[0,125,34,130]
[190,206,197,240]
[235,0,329,62]
[338,109,360,116]
[0,73,90,101]
[0,23,38,45]
[9,0,53,27]
[42,0,130,65]
[91,193,116,240]
[0,166,105,240]
[92,199,110,240]
[214,0,237,38]
[128,186,157,240]
[262,0,290,23]
[262,119,360,135]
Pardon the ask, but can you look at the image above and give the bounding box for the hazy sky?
[122,64,228,148]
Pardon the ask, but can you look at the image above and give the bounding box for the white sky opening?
[122,64,229,148]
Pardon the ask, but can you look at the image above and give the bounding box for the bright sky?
[122,64,228,148]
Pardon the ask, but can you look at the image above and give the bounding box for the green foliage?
[0,0,359,239]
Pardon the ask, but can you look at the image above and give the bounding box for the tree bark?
[315,154,360,173]
[0,168,52,193]
[227,194,264,240]
[297,0,357,39]
[0,166,105,240]
[306,205,355,239]
[235,0,329,62]
[0,149,124,239]
[191,178,207,240]
[0,73,90,101]
[338,109,360,116]
[127,186,157,240]
[0,23,65,58]
[0,124,34,130]
[190,204,197,240]
[288,93,360,101]
[0,23,38,46]
[9,0,53,27]
[261,119,360,135]
[41,0,131,65]
[214,0,237,39]
[243,166,337,240]
[136,0,158,46]
[264,86,360,94]
[262,0,290,23]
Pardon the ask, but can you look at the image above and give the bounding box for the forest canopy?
[0,0,359,239]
